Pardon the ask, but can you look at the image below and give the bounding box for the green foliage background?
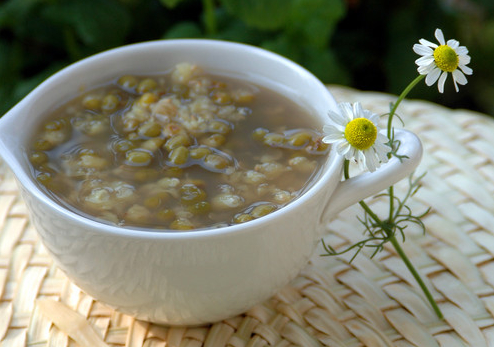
[0,0,492,116]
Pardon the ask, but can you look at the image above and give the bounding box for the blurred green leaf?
[219,0,291,30]
[202,0,216,35]
[13,62,68,104]
[287,0,345,49]
[0,0,491,116]
[0,85,14,116]
[0,0,42,30]
[43,0,132,51]
[457,0,494,14]
[159,0,186,9]
[261,34,303,62]
[212,18,266,43]
[0,39,21,82]
[117,0,144,4]
[303,46,350,84]
[0,40,20,114]
[164,21,203,38]
[22,9,65,48]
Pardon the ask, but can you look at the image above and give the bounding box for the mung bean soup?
[28,63,329,230]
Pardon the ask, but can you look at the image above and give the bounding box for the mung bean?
[168,146,189,166]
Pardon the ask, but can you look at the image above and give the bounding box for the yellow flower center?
[344,118,377,150]
[433,45,459,72]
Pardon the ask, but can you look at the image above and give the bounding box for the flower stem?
[385,75,425,258]
[343,159,442,319]
[387,75,425,138]
[388,235,444,319]
[388,185,394,223]
[361,198,443,319]
[202,0,217,36]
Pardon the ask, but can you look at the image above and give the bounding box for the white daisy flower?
[322,102,390,172]
[413,28,472,93]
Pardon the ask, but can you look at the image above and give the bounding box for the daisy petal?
[456,46,469,55]
[419,39,438,48]
[447,39,459,49]
[363,150,378,172]
[460,64,473,75]
[376,133,389,144]
[336,141,351,157]
[413,43,434,56]
[353,102,365,118]
[344,147,357,161]
[452,79,459,92]
[415,56,435,66]
[339,102,355,121]
[327,111,348,127]
[453,69,468,85]
[435,28,445,45]
[374,136,391,155]
[418,63,435,75]
[323,124,343,134]
[368,113,380,125]
[425,67,441,86]
[355,151,366,171]
[438,71,448,93]
[458,54,471,66]
[322,133,344,144]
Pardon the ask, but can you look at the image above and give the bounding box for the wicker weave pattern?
[2,86,494,346]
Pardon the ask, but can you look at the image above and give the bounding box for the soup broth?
[28,63,329,230]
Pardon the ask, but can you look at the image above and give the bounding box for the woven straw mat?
[2,85,494,347]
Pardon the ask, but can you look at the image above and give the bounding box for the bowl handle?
[321,129,423,222]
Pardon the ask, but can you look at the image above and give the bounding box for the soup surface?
[28,63,329,230]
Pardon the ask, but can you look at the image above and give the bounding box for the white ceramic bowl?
[0,39,422,325]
